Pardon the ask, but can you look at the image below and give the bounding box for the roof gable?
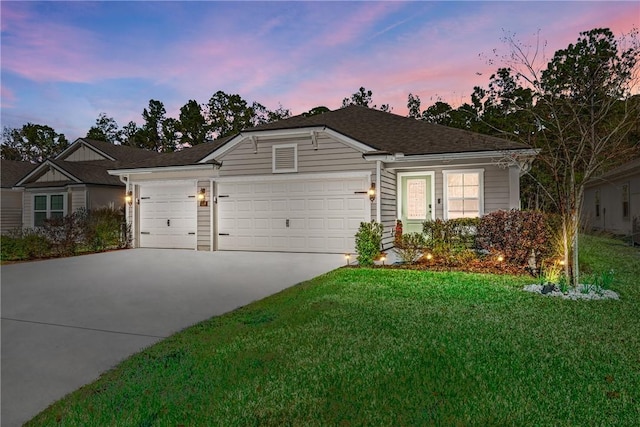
[57,138,161,165]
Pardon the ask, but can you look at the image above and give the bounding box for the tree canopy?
[1,123,69,162]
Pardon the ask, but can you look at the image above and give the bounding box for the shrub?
[355,221,383,266]
[1,228,51,261]
[84,207,128,250]
[394,232,425,264]
[422,217,480,257]
[476,209,552,267]
[41,210,86,257]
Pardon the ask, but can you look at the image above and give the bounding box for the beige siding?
[483,165,510,213]
[35,168,71,183]
[380,168,397,250]
[87,186,124,210]
[64,145,108,161]
[22,191,32,228]
[584,173,640,236]
[1,189,24,233]
[217,135,375,177]
[197,180,212,251]
[70,187,87,211]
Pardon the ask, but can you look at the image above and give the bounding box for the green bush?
[355,221,383,266]
[1,228,51,261]
[84,207,129,251]
[394,232,425,264]
[422,218,479,257]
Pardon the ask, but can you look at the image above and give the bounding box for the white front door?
[138,183,197,249]
[217,176,370,253]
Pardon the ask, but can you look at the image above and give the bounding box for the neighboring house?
[109,106,537,253]
[583,157,640,243]
[12,138,159,228]
[1,160,37,233]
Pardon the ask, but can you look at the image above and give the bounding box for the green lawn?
[28,235,640,426]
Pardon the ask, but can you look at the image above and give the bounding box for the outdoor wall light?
[368,183,376,202]
[198,188,208,207]
[125,190,133,206]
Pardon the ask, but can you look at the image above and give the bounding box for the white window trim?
[442,169,484,220]
[396,171,435,221]
[33,193,67,227]
[272,143,298,174]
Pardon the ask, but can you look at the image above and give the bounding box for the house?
[583,157,640,243]
[108,106,537,253]
[1,160,37,233]
[12,138,159,228]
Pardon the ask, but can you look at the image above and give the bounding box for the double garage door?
[137,176,370,253]
[217,176,370,253]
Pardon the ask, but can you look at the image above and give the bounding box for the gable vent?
[273,144,297,173]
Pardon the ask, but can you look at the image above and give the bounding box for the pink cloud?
[0,84,16,107]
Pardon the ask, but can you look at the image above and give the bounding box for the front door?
[399,173,434,234]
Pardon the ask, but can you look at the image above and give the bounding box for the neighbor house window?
[272,144,297,173]
[595,190,600,218]
[443,170,484,219]
[34,194,65,226]
[622,183,630,219]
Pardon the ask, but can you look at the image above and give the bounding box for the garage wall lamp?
[125,190,133,206]
[198,188,208,207]
[368,183,376,202]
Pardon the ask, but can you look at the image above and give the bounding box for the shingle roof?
[110,137,231,169]
[20,160,124,188]
[68,138,162,164]
[243,105,528,155]
[1,160,37,188]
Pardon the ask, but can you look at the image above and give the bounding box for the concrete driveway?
[1,249,343,426]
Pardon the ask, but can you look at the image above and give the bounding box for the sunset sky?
[1,1,638,140]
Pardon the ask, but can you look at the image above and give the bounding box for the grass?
[28,234,640,426]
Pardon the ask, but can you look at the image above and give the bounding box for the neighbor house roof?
[16,138,161,188]
[57,138,162,164]
[241,105,529,155]
[1,160,37,188]
[586,157,640,188]
[109,136,231,170]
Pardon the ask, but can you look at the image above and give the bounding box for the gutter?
[362,148,539,163]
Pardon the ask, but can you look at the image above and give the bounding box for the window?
[595,190,600,218]
[34,194,65,226]
[272,144,297,173]
[443,170,483,219]
[622,183,630,219]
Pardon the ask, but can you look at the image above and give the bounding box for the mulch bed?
[349,258,532,276]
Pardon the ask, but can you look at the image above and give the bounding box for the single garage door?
[138,183,197,249]
[217,176,370,253]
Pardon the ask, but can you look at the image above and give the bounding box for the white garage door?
[217,176,370,253]
[138,183,197,249]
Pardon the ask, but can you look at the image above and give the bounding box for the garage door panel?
[217,177,369,253]
[139,183,197,249]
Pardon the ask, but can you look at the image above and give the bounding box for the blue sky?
[1,1,638,140]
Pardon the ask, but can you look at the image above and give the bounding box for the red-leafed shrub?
[476,209,553,267]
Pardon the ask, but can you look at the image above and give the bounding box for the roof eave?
[107,163,219,176]
[363,148,539,163]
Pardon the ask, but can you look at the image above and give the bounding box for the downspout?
[210,178,215,251]
[118,174,133,247]
[376,161,382,224]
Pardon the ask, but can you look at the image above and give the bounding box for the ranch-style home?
[108,106,537,253]
[583,157,640,244]
[9,138,159,229]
